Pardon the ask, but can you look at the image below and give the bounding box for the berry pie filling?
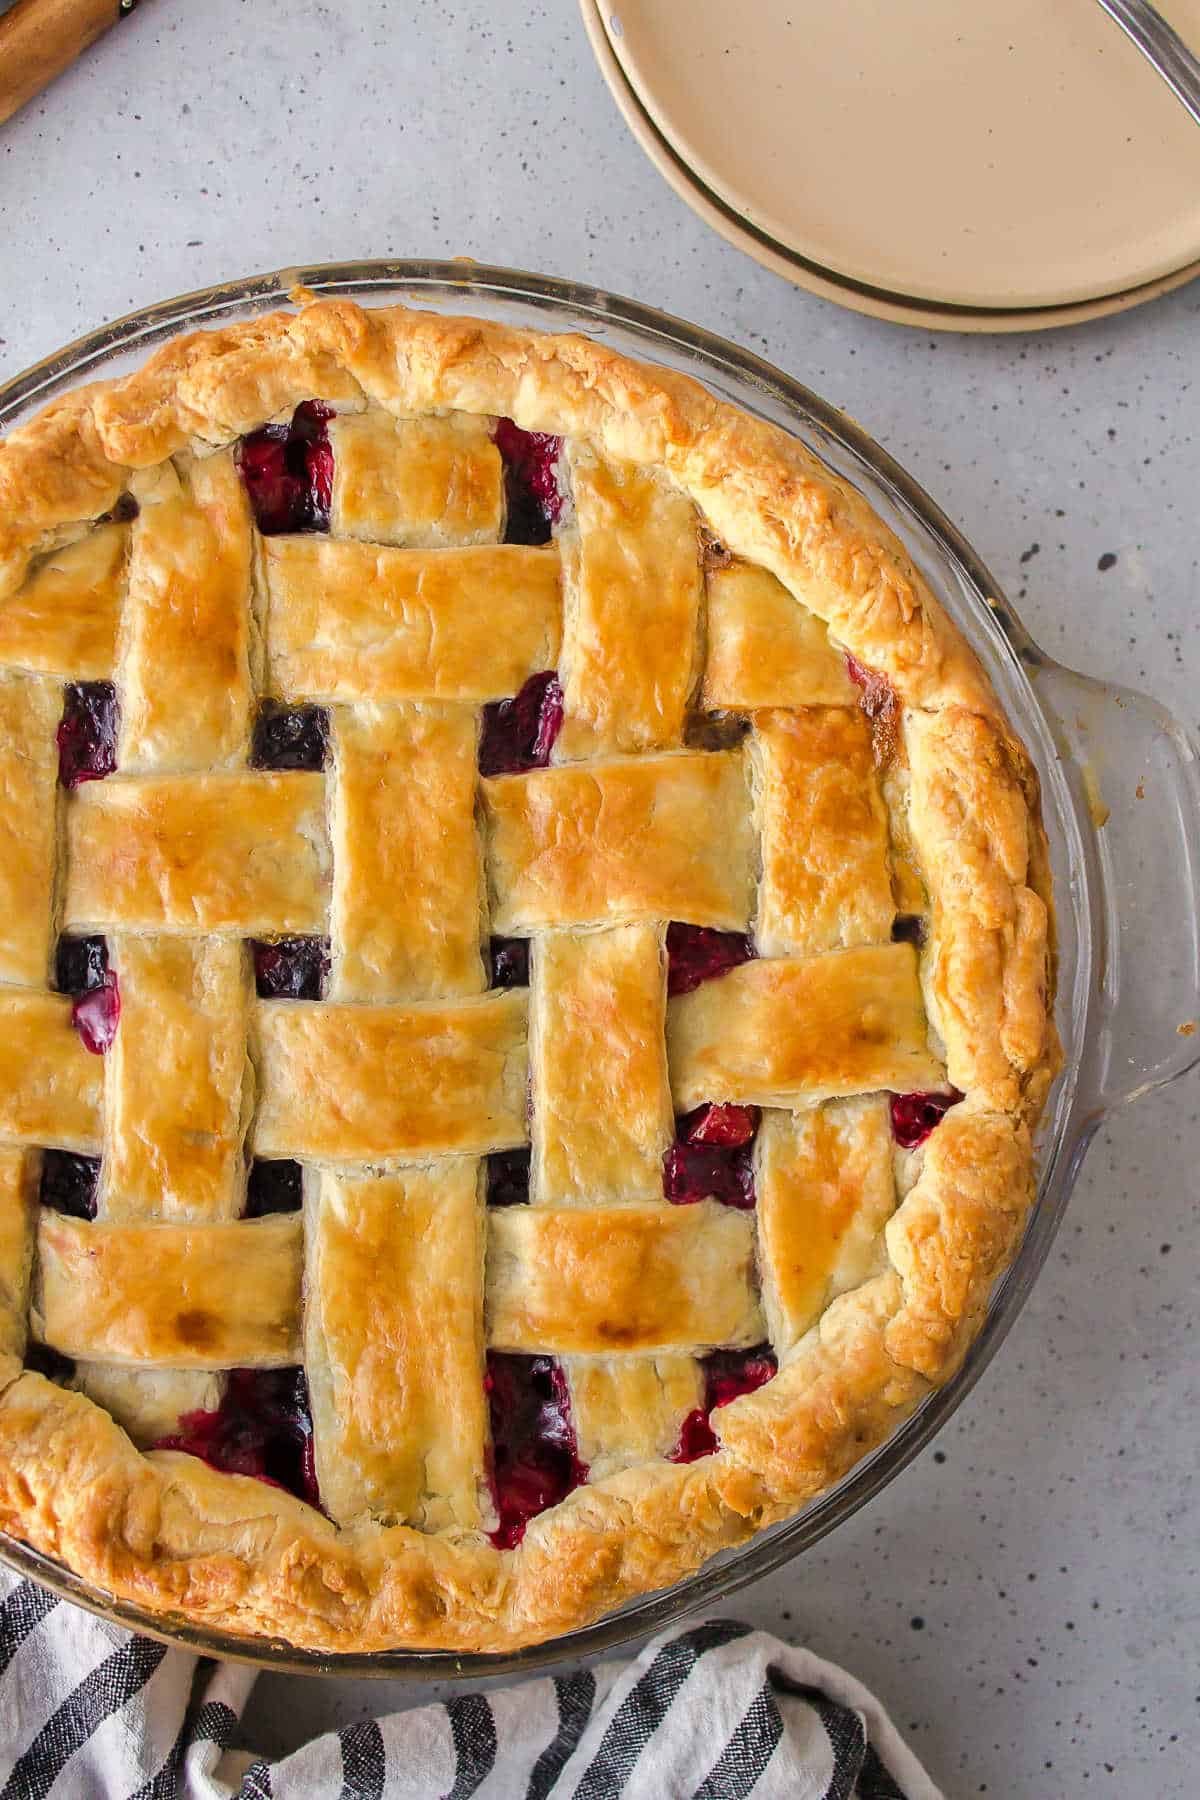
[55,934,109,998]
[479,671,564,777]
[252,938,331,1001]
[250,702,330,772]
[486,1146,531,1208]
[39,1150,101,1221]
[485,1352,587,1548]
[71,975,121,1055]
[664,1103,760,1209]
[246,1159,304,1217]
[236,400,336,535]
[673,1347,779,1463]
[891,913,926,948]
[665,923,755,997]
[24,1342,77,1384]
[890,1087,965,1149]
[493,419,564,546]
[154,1367,320,1508]
[56,934,120,1054]
[489,936,530,990]
[56,681,118,787]
[845,652,898,762]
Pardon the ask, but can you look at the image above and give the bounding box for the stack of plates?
[580,0,1200,330]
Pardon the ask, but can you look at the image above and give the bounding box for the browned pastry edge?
[0,298,1061,1652]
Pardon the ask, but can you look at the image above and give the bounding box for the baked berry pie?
[0,297,1059,1651]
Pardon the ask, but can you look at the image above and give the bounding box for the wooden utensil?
[0,0,140,129]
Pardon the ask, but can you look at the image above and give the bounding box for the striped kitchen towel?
[0,1569,941,1798]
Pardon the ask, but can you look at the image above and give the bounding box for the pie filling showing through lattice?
[0,321,1048,1634]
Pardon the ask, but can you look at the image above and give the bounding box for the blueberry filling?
[252,938,330,1001]
[55,935,110,998]
[663,1104,760,1210]
[673,1347,778,1463]
[246,1159,304,1217]
[493,419,564,547]
[479,672,564,777]
[250,702,330,772]
[891,914,926,948]
[485,1352,586,1548]
[154,1367,320,1507]
[890,1088,964,1150]
[56,682,118,787]
[665,923,755,998]
[236,400,336,535]
[39,1150,100,1220]
[25,1342,77,1383]
[489,937,530,990]
[486,1147,531,1208]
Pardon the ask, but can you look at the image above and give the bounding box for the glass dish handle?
[1031,658,1200,1112]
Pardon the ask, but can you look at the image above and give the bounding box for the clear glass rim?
[0,262,1094,1679]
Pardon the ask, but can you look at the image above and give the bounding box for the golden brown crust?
[252,991,529,1163]
[485,1202,763,1355]
[33,1213,303,1367]
[483,751,755,935]
[557,448,702,757]
[263,538,561,704]
[751,706,894,956]
[530,925,673,1205]
[0,298,1058,1654]
[305,1164,489,1534]
[329,704,487,1003]
[666,944,946,1111]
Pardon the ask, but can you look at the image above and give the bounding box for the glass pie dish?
[1,261,1197,1678]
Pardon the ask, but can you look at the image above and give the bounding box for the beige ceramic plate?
[589,0,1200,313]
[580,0,1200,331]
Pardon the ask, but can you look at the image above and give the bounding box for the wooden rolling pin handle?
[0,0,138,130]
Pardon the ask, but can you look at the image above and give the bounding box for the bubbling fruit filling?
[664,1103,760,1209]
[246,1159,304,1217]
[493,419,564,547]
[479,671,564,777]
[56,934,120,1055]
[845,652,898,764]
[890,1088,965,1149]
[55,935,109,998]
[71,977,120,1055]
[236,401,335,535]
[489,936,530,990]
[665,923,755,997]
[485,1351,587,1548]
[673,1347,779,1463]
[39,1150,101,1221]
[25,1342,77,1383]
[486,1146,531,1208]
[250,702,330,772]
[891,913,926,948]
[252,938,331,1001]
[56,681,118,787]
[154,1367,320,1508]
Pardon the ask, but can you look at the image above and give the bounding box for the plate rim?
[579,0,1200,332]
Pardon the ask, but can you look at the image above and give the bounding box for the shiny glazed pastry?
[0,297,1059,1651]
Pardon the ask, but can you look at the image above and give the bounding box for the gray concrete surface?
[1,3,1196,1793]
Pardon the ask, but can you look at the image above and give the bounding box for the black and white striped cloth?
[0,1568,941,1798]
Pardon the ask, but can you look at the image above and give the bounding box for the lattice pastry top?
[0,299,1059,1652]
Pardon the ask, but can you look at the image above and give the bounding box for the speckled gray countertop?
[1,4,1197,1794]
